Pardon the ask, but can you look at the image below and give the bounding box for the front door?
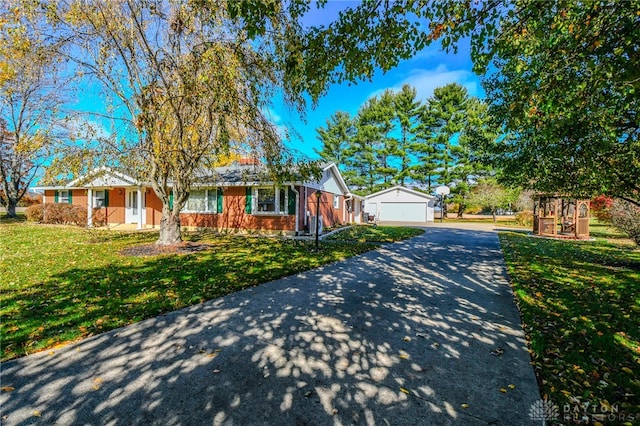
[125,189,139,224]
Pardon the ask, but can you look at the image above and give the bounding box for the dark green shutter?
[288,188,296,215]
[217,188,223,213]
[169,191,174,210]
[104,190,110,207]
[245,187,252,214]
[68,190,73,204]
[54,191,59,203]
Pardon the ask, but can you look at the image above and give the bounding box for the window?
[254,186,288,215]
[186,190,206,212]
[94,190,106,208]
[183,188,219,212]
[57,190,70,204]
[256,187,276,212]
[333,194,340,209]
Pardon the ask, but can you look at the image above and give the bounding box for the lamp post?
[315,190,322,250]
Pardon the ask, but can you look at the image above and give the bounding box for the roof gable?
[67,166,138,188]
[314,163,349,195]
[365,185,436,200]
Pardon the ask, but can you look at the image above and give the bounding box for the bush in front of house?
[25,204,44,222]
[26,204,88,226]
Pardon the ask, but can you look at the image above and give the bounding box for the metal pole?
[440,194,444,223]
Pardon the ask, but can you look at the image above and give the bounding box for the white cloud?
[370,64,482,102]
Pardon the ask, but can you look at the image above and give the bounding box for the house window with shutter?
[94,190,107,208]
[57,190,70,204]
[333,194,340,209]
[183,188,222,213]
[254,186,289,215]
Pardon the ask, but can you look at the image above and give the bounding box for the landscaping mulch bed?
[120,242,213,257]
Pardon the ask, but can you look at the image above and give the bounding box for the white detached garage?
[364,185,436,223]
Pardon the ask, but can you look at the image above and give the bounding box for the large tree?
[475,1,640,204]
[423,83,468,188]
[0,3,70,217]
[314,111,354,167]
[393,84,421,186]
[300,1,640,204]
[49,0,311,244]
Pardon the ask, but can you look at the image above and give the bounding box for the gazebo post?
[553,197,560,236]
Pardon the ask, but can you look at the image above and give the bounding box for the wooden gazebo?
[533,195,590,239]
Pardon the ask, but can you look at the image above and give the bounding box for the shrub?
[464,205,483,215]
[26,204,44,222]
[591,195,614,223]
[515,210,534,227]
[92,208,106,227]
[18,194,42,207]
[610,199,640,245]
[26,204,88,226]
[68,205,87,226]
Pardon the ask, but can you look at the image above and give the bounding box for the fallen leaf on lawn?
[1,386,15,392]
[403,336,411,342]
[621,367,633,374]
[461,403,469,409]
[399,353,410,359]
[92,378,103,390]
[500,388,507,393]
[33,411,41,417]
[508,384,516,389]
[400,387,410,395]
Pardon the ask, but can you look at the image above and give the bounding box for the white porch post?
[87,188,93,227]
[136,187,143,230]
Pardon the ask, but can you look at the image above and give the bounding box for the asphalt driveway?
[0,226,540,425]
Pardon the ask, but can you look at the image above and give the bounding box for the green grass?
[0,222,384,361]
[326,224,425,243]
[499,231,640,415]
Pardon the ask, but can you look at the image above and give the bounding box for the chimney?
[239,157,260,166]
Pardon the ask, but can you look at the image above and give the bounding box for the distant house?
[33,162,364,235]
[364,185,436,223]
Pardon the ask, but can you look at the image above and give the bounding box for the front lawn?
[499,231,640,418]
[0,223,380,361]
[326,224,424,243]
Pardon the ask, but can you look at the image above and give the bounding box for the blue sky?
[273,1,484,160]
[71,2,483,163]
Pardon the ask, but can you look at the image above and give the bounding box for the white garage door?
[380,202,427,222]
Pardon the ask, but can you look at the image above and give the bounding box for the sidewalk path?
[1,226,540,425]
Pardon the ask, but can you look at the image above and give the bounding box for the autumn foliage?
[26,203,87,226]
[591,195,614,223]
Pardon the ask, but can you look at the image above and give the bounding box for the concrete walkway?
[0,225,540,425]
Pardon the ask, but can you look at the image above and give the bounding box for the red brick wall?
[180,186,297,232]
[304,189,343,229]
[145,189,163,226]
[102,188,125,224]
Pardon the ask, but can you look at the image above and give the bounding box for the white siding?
[365,186,435,223]
[380,202,427,222]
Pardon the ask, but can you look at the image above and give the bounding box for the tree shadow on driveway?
[0,228,540,425]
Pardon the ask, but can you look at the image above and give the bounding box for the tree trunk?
[5,200,17,218]
[492,209,497,223]
[157,209,182,245]
[457,203,465,219]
